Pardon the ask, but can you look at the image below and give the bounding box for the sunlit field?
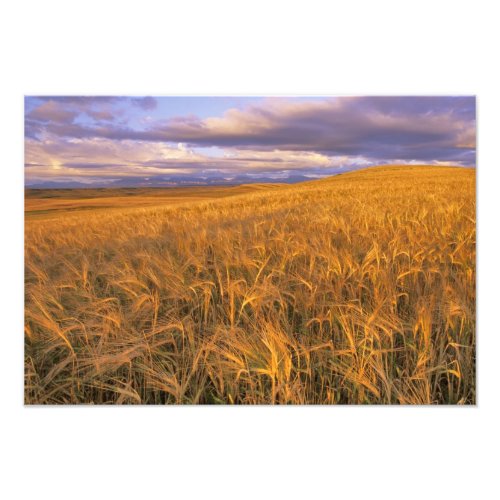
[24,165,475,404]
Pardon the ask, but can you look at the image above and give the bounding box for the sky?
[24,96,476,187]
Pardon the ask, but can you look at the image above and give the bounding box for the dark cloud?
[350,96,475,120]
[130,96,157,110]
[138,96,475,163]
[27,101,78,124]
[85,109,116,121]
[31,96,122,105]
[25,96,156,131]
[24,119,45,140]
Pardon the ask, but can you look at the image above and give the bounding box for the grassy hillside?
[24,165,476,404]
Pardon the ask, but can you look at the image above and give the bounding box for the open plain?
[25,166,476,404]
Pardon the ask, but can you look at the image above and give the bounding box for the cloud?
[30,96,121,107]
[130,96,157,110]
[24,136,341,181]
[140,97,475,163]
[25,137,198,178]
[26,96,475,165]
[28,101,78,123]
[26,96,157,129]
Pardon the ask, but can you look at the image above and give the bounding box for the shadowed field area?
[24,165,476,404]
[25,183,285,216]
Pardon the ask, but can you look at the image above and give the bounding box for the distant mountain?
[25,173,328,189]
[26,180,93,189]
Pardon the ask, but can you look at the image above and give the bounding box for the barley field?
[24,165,476,404]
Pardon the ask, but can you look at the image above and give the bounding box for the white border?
[2,1,498,499]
